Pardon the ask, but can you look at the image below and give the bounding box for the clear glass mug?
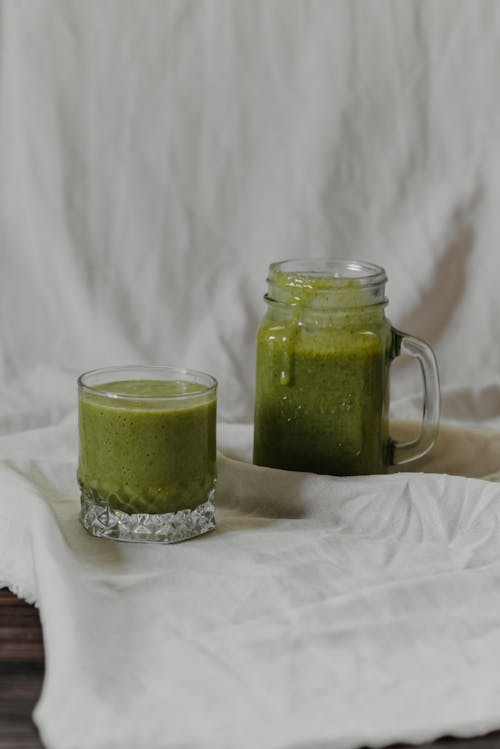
[78,365,217,543]
[253,259,440,475]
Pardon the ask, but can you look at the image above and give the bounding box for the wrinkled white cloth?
[3,1,500,748]
[2,412,500,749]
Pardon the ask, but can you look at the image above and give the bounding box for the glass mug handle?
[389,329,440,466]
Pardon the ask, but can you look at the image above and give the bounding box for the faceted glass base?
[80,487,216,544]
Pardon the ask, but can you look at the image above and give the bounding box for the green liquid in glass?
[253,277,392,476]
[78,380,216,514]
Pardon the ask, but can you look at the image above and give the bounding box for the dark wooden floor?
[1,587,500,749]
[0,588,44,748]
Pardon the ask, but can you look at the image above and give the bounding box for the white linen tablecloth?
[2,409,500,749]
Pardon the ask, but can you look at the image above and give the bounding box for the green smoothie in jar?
[253,260,440,476]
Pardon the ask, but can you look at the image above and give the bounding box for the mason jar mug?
[253,259,440,476]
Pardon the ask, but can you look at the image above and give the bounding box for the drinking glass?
[78,365,217,543]
[253,259,440,475]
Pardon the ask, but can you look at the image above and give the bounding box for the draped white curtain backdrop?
[1,0,499,426]
[4,3,500,749]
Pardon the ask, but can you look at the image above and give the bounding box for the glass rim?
[78,365,217,402]
[269,258,387,285]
